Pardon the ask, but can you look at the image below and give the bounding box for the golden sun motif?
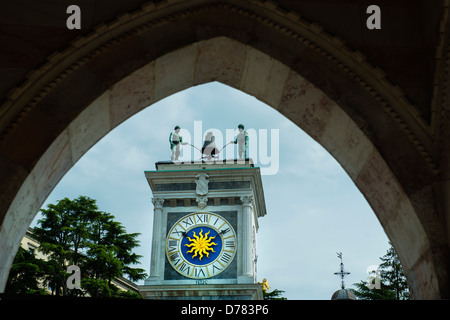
[185,229,217,260]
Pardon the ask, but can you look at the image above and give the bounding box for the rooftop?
[154,159,255,171]
[331,289,356,300]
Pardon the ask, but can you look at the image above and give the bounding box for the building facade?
[139,160,266,300]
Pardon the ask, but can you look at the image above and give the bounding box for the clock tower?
[139,159,266,300]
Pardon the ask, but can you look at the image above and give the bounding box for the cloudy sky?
[31,82,390,300]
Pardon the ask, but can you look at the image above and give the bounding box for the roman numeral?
[194,268,206,278]
[169,252,181,265]
[172,226,184,237]
[225,240,235,248]
[212,263,222,274]
[195,214,209,223]
[168,239,178,252]
[178,262,191,274]
[220,252,232,264]
[220,227,230,235]
[181,217,194,228]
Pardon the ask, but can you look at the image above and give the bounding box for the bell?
[201,132,219,160]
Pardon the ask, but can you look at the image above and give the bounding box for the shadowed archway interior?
[0,1,449,299]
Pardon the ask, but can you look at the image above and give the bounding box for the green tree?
[263,289,287,300]
[5,247,49,295]
[30,196,147,297]
[351,242,410,300]
[378,243,410,300]
[33,196,97,295]
[351,280,397,300]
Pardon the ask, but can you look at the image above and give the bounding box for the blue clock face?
[180,226,222,265]
[166,212,237,279]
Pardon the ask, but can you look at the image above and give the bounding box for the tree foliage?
[5,247,49,295]
[350,242,410,300]
[263,289,287,300]
[6,196,147,298]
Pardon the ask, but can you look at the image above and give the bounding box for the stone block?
[0,105,63,170]
[195,37,246,88]
[68,90,111,163]
[139,283,263,300]
[320,105,375,180]
[240,48,290,108]
[0,171,39,291]
[109,61,156,129]
[154,43,197,101]
[383,194,429,270]
[355,149,404,228]
[31,129,73,205]
[0,155,28,220]
[406,249,440,299]
[278,70,334,140]
[89,35,149,87]
[39,66,108,126]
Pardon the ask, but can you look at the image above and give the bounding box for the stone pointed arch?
[0,1,447,299]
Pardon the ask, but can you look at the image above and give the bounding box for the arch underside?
[0,1,447,299]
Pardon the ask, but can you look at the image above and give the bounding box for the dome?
[331,289,356,300]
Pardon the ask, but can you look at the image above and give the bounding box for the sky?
[31,82,390,300]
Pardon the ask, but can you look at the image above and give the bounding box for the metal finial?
[334,252,350,289]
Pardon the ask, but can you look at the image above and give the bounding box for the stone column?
[240,195,254,281]
[149,197,164,280]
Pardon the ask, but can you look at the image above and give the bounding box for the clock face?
[166,212,237,279]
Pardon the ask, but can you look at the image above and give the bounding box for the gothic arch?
[0,1,447,299]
